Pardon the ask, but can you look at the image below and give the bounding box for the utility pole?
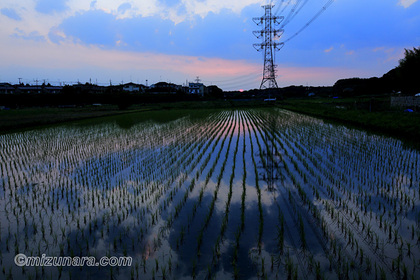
[253,4,284,90]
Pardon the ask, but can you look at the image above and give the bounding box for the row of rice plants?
[191,111,237,279]
[0,112,227,279]
[145,110,236,279]
[243,111,265,256]
[2,108,419,279]
[127,111,235,279]
[265,108,420,279]
[286,112,419,279]
[270,111,384,278]
[247,109,316,279]
[230,111,248,279]
[205,111,244,279]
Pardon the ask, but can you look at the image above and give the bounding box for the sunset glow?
[1,0,419,90]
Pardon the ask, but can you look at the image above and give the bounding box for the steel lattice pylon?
[253,4,284,90]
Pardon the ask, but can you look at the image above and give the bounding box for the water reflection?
[0,109,419,279]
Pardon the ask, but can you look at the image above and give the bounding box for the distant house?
[17,85,43,94]
[72,83,106,94]
[123,82,142,92]
[15,84,62,94]
[150,82,180,93]
[189,82,206,96]
[0,83,15,94]
[44,86,63,94]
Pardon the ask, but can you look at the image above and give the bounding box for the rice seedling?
[0,108,419,279]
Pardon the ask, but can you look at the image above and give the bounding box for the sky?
[0,0,419,91]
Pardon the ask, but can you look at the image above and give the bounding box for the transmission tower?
[253,4,284,89]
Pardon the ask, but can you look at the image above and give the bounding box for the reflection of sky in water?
[0,109,419,279]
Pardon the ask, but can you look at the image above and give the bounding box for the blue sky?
[0,0,419,90]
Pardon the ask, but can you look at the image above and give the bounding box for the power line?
[219,79,261,91]
[274,0,292,17]
[279,0,303,28]
[271,0,335,44]
[216,79,259,88]
[201,71,261,85]
[282,0,334,44]
[280,0,310,29]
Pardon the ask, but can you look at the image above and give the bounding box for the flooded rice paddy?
[0,109,419,279]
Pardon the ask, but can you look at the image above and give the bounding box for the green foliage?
[279,98,420,144]
[383,46,420,94]
[398,47,420,70]
[334,46,420,95]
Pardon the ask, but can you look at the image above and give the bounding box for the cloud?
[58,10,118,46]
[398,0,418,8]
[324,46,333,53]
[11,28,46,42]
[35,0,69,14]
[1,0,419,89]
[0,38,260,89]
[90,1,97,9]
[1,8,22,21]
[48,27,67,44]
[372,47,403,64]
[158,0,182,7]
[285,0,420,52]
[117,3,132,14]
[54,8,257,60]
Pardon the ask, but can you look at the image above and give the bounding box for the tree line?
[334,46,420,96]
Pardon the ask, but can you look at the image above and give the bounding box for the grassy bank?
[0,105,153,134]
[278,97,420,145]
[4,98,418,147]
[0,100,272,134]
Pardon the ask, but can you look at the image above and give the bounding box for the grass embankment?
[0,105,152,134]
[278,97,420,145]
[0,100,273,134]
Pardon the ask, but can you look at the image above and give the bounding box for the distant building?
[150,82,180,93]
[11,84,63,94]
[123,82,143,92]
[72,83,106,94]
[189,82,206,96]
[17,85,43,94]
[0,83,15,94]
[44,86,63,94]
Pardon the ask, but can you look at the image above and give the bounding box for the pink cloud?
[0,39,260,87]
[0,38,383,89]
[398,0,418,8]
[324,46,334,53]
[276,65,373,86]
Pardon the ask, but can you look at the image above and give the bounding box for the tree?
[383,46,420,94]
[398,47,420,70]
